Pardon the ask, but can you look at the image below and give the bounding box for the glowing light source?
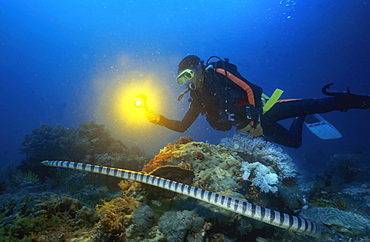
[93,56,180,156]
[115,82,159,126]
[95,73,166,132]
[133,94,148,109]
[134,99,143,108]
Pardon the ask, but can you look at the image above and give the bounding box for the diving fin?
[304,114,342,140]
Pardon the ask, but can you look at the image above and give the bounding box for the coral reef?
[143,166,195,198]
[142,136,195,173]
[302,207,370,236]
[56,134,303,241]
[342,183,370,207]
[220,134,297,179]
[158,210,205,242]
[323,153,370,183]
[0,188,97,241]
[93,196,139,240]
[12,170,39,185]
[165,140,243,194]
[241,162,279,193]
[117,135,304,240]
[142,146,174,173]
[6,123,370,241]
[129,204,155,235]
[18,121,149,180]
[150,134,297,196]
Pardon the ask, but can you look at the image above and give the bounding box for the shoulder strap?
[215,68,257,107]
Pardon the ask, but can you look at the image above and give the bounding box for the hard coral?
[175,136,194,145]
[129,204,155,236]
[302,207,369,236]
[18,124,80,179]
[193,151,205,160]
[78,121,127,156]
[18,121,148,180]
[158,210,204,242]
[241,162,279,193]
[220,134,297,180]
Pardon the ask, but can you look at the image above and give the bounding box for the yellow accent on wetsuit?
[262,89,284,114]
[239,88,284,132]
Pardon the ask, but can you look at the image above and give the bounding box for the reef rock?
[144,134,298,195]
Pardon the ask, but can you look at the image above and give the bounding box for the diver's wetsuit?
[158,95,369,148]
[157,61,370,148]
[158,60,260,133]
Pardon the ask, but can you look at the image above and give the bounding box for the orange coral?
[141,137,194,173]
[164,142,175,150]
[142,151,173,173]
[118,180,140,196]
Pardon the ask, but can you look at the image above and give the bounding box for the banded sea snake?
[42,160,322,239]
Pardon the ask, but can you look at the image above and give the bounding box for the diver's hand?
[145,110,160,124]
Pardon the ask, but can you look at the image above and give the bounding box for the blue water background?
[1,0,369,173]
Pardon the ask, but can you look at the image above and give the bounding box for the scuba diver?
[145,55,370,148]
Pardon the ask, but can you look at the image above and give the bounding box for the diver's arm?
[155,101,201,132]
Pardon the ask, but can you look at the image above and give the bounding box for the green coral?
[0,189,98,241]
[12,170,39,184]
[0,214,63,240]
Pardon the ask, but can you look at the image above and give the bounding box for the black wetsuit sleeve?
[156,101,202,132]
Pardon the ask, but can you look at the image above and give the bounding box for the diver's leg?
[263,94,370,123]
[288,116,306,147]
[263,119,304,148]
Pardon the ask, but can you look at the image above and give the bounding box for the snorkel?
[177,87,191,101]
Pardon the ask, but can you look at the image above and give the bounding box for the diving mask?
[176,62,203,86]
[176,68,196,86]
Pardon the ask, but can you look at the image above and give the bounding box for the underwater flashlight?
[134,98,144,108]
[133,94,148,109]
